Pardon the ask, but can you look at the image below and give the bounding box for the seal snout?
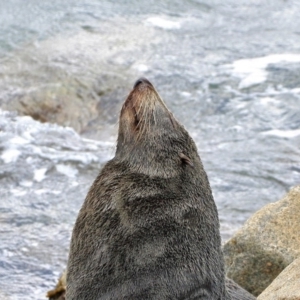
[133,77,153,89]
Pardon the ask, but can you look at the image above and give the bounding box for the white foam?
[34,189,48,195]
[19,180,33,187]
[262,129,300,138]
[291,87,300,94]
[145,16,181,30]
[259,97,278,104]
[56,164,78,178]
[34,189,61,195]
[181,91,192,97]
[231,54,300,89]
[133,64,149,72]
[258,97,282,110]
[1,149,21,163]
[33,168,47,182]
[11,188,27,196]
[3,249,14,257]
[9,136,29,145]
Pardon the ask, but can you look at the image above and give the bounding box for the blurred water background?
[0,1,300,299]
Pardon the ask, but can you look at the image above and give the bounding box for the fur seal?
[66,78,255,299]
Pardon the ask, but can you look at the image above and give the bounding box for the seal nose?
[133,78,153,89]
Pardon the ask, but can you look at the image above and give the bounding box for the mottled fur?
[66,79,254,300]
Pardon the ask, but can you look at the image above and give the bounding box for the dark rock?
[257,257,300,300]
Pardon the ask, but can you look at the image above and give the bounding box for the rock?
[3,78,99,133]
[1,72,125,137]
[0,25,158,139]
[47,271,66,300]
[223,185,300,296]
[257,257,300,300]
[225,278,256,300]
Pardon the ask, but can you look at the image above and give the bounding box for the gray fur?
[66,78,254,300]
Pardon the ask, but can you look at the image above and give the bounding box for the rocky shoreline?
[47,185,300,300]
[224,185,300,299]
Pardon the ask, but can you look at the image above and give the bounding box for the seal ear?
[179,152,194,168]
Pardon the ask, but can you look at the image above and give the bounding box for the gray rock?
[1,73,125,137]
[223,185,300,296]
[0,24,162,139]
[257,257,300,300]
[226,278,256,300]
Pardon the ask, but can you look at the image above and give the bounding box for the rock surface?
[257,257,300,300]
[223,185,300,296]
[47,271,66,300]
[0,24,160,139]
[226,278,256,300]
[0,64,125,138]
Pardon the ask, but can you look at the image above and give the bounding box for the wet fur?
[66,79,254,300]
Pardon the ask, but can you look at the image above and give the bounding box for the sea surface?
[0,1,300,299]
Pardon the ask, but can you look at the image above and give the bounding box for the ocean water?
[0,1,300,299]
